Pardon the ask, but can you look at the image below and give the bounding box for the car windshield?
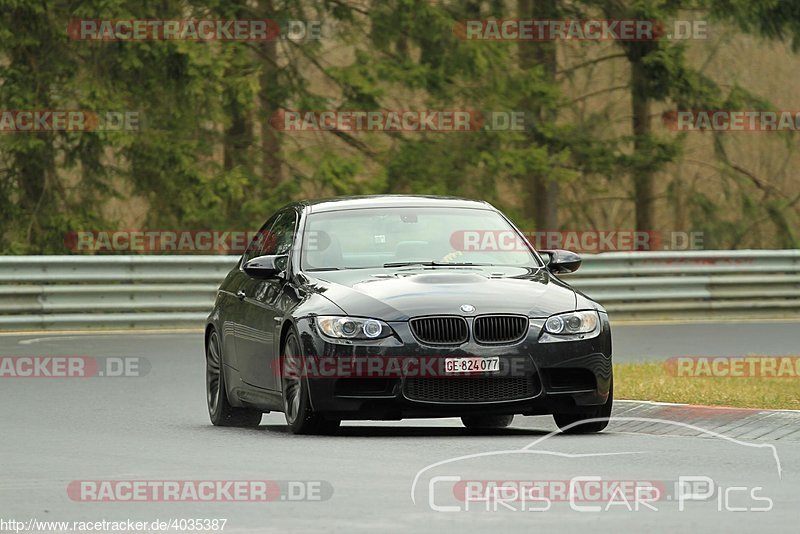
[301,207,540,270]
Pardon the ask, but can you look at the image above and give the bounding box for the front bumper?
[293,314,612,419]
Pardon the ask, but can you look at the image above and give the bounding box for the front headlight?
[539,310,600,342]
[316,316,392,340]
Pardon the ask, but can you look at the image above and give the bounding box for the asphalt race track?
[611,320,800,361]
[1,321,798,533]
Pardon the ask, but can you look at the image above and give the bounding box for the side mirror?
[539,249,581,274]
[243,254,288,279]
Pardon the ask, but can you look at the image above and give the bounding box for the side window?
[242,210,298,267]
[243,216,277,264]
[263,211,298,257]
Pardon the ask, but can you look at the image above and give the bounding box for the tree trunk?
[9,40,58,251]
[223,97,252,172]
[259,0,284,187]
[630,57,654,240]
[518,0,560,232]
[223,3,254,174]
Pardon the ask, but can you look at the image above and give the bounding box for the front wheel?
[206,330,262,427]
[553,379,613,434]
[282,332,340,435]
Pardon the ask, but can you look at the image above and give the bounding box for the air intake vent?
[473,315,528,344]
[409,316,469,345]
[404,376,539,403]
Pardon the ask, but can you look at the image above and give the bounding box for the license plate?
[444,357,500,374]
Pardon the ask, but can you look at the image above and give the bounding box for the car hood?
[304,266,578,321]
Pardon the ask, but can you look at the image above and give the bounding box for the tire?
[281,331,341,435]
[461,414,514,429]
[206,330,262,427]
[552,378,613,434]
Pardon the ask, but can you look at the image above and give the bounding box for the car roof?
[295,195,495,214]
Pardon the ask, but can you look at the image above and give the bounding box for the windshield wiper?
[305,266,375,271]
[382,261,483,268]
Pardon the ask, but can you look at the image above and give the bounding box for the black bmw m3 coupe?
[205,195,612,434]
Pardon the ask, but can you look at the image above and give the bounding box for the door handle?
[236,290,246,300]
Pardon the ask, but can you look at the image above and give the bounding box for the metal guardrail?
[0,251,798,330]
[573,250,800,317]
[0,256,230,330]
